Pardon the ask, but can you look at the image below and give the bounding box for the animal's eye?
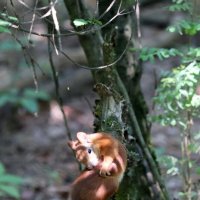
[88,148,92,154]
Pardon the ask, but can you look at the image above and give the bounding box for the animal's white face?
[69,132,100,169]
[77,132,100,168]
[84,146,99,169]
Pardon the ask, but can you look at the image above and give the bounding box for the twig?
[135,0,142,49]
[98,0,116,19]
[94,0,99,17]
[51,28,132,71]
[49,0,62,53]
[16,0,58,28]
[47,37,72,141]
[10,4,132,38]
[28,0,38,41]
[17,0,52,11]
[10,33,48,91]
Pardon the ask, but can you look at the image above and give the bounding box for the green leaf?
[19,98,38,113]
[0,185,20,199]
[158,155,178,168]
[73,19,88,27]
[167,25,176,33]
[0,19,12,27]
[0,175,23,185]
[188,143,200,154]
[23,89,50,101]
[0,13,18,22]
[170,119,176,126]
[166,166,179,175]
[178,121,187,129]
[191,95,200,108]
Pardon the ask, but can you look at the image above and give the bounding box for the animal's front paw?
[99,166,111,177]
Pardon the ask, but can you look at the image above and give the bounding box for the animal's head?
[68,132,100,169]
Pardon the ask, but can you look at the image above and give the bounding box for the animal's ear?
[77,132,91,144]
[67,141,77,150]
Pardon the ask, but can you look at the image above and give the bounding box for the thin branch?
[53,29,132,70]
[10,4,132,38]
[94,0,99,17]
[11,34,47,91]
[49,0,62,53]
[17,0,56,11]
[135,0,142,49]
[48,34,81,171]
[16,0,57,28]
[29,0,38,41]
[47,38,72,141]
[98,0,116,19]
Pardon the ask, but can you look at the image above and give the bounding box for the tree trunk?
[63,0,169,199]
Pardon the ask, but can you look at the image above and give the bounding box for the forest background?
[0,0,200,199]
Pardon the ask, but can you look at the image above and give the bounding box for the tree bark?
[63,0,169,199]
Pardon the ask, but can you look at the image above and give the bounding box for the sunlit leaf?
[0,19,11,27]
[0,185,20,199]
[0,175,23,184]
[73,19,88,27]
[0,13,18,22]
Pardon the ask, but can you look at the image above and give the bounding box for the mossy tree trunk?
[63,0,169,199]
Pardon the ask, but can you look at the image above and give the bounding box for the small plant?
[0,88,50,114]
[0,162,23,199]
[152,62,200,199]
[137,1,200,199]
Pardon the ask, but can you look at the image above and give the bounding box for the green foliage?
[136,47,200,63]
[158,155,179,176]
[152,61,200,128]
[0,12,18,34]
[167,20,200,36]
[136,47,182,62]
[0,88,50,114]
[168,0,192,12]
[139,1,200,198]
[0,162,23,199]
[167,1,200,36]
[184,48,200,63]
[152,61,200,198]
[0,13,18,23]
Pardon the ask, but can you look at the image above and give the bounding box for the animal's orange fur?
[68,132,127,200]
